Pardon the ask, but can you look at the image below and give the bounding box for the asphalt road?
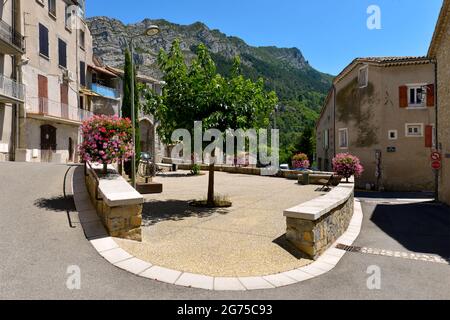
[0,162,449,300]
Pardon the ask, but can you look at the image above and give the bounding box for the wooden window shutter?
[39,24,49,57]
[60,84,69,105]
[38,75,48,114]
[399,86,408,108]
[58,39,67,68]
[425,125,433,148]
[80,61,86,87]
[38,75,48,98]
[427,84,435,107]
[61,84,69,119]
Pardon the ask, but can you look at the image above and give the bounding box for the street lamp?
[126,25,160,189]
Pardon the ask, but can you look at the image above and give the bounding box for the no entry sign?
[432,160,441,170]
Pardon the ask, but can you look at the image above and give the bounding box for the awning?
[80,88,101,97]
[88,64,118,78]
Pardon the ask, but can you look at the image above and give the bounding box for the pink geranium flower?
[332,153,364,181]
[79,115,134,167]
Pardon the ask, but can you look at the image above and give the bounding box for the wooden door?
[41,125,57,162]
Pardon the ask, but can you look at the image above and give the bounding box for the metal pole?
[130,38,136,189]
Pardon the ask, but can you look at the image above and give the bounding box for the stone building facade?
[0,0,25,162]
[316,57,436,191]
[429,0,450,203]
[15,0,93,163]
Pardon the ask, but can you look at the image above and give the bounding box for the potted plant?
[332,153,364,183]
[79,115,134,175]
[292,153,311,170]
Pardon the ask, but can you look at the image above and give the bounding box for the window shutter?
[38,75,48,99]
[39,24,49,57]
[427,84,435,107]
[425,125,433,148]
[80,61,86,87]
[38,75,48,114]
[399,86,408,108]
[58,39,67,68]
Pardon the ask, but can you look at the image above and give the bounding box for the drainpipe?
[433,59,439,202]
[333,84,337,158]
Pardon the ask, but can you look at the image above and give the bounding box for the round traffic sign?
[432,160,441,170]
[431,152,441,161]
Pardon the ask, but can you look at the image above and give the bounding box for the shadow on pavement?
[273,234,311,260]
[370,201,450,258]
[34,195,77,213]
[142,199,230,226]
[355,191,435,199]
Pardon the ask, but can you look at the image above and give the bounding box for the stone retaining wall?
[178,164,262,176]
[284,183,355,260]
[177,164,335,184]
[85,164,144,242]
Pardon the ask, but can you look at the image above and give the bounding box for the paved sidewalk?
[1,162,449,299]
[117,172,324,277]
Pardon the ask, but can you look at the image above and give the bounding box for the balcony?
[0,19,25,54]
[0,74,25,103]
[26,98,93,125]
[91,83,120,100]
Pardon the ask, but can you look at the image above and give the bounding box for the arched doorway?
[40,124,57,163]
[140,119,155,158]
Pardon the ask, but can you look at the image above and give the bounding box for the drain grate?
[336,244,363,253]
[336,244,450,265]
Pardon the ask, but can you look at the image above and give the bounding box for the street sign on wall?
[431,152,441,161]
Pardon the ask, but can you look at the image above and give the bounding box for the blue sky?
[87,0,443,75]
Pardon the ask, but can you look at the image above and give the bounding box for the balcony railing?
[27,98,93,123]
[91,83,120,99]
[0,19,25,52]
[0,74,25,101]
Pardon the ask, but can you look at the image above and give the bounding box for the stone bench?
[85,163,144,241]
[278,170,338,183]
[177,163,262,176]
[298,173,342,186]
[283,182,355,260]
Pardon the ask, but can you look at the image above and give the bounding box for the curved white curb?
[72,166,364,291]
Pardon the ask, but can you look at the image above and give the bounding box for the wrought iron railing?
[26,98,93,123]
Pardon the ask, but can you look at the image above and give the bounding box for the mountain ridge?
[87,16,333,103]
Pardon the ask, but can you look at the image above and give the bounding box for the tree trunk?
[207,164,215,206]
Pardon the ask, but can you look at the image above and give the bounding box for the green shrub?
[191,164,201,176]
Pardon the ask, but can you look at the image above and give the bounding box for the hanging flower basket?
[79,115,134,175]
[292,153,310,170]
[332,153,364,182]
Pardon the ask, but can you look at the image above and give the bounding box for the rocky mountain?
[87,16,333,103]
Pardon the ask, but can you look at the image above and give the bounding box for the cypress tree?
[122,48,141,176]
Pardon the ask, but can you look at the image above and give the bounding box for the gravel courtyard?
[115,171,324,277]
